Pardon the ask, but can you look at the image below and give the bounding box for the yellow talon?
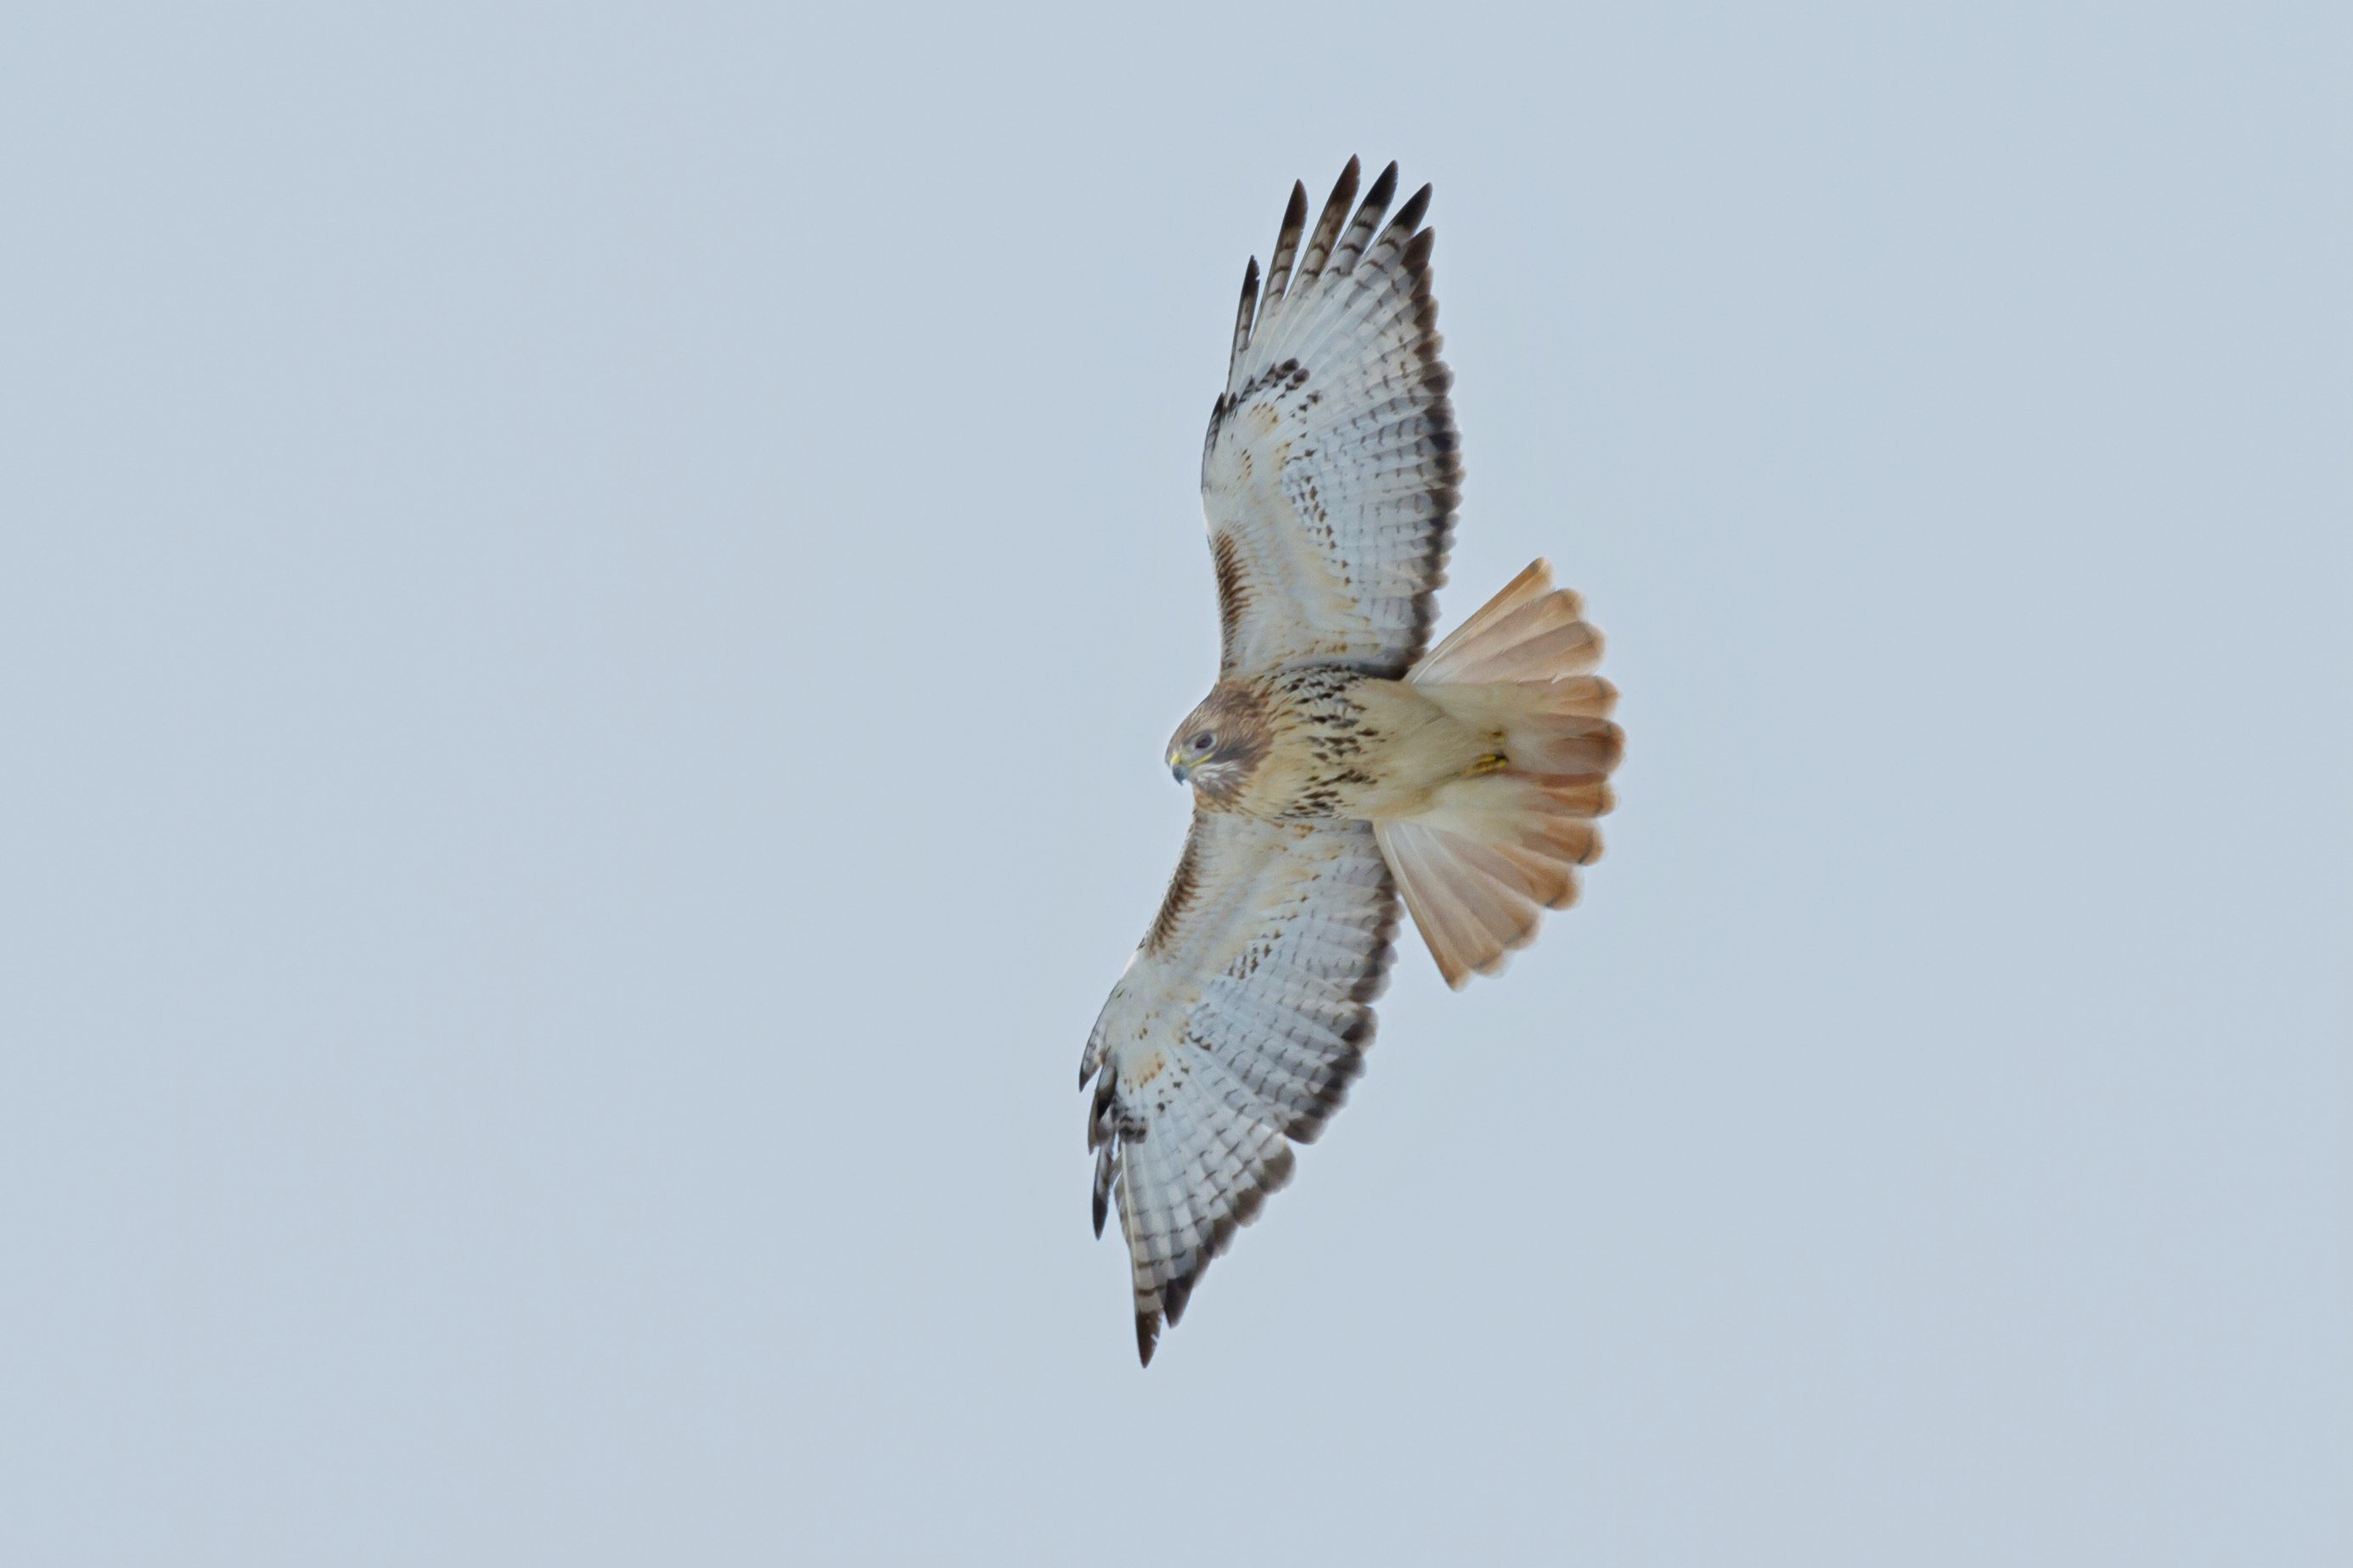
[1467,752,1508,776]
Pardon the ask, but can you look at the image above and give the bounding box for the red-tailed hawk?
[1081,159,1623,1364]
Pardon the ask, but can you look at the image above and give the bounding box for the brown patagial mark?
[1211,531,1251,670]
[1143,826,1203,956]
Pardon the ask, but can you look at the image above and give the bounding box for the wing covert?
[1202,159,1459,679]
[1079,811,1398,1363]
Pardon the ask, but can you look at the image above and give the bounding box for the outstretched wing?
[1203,159,1459,680]
[1079,811,1399,1364]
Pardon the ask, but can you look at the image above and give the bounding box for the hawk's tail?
[1375,561,1622,988]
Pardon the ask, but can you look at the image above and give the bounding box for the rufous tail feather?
[1376,560,1622,987]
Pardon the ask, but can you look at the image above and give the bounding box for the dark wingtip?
[1092,1185,1109,1239]
[1328,156,1361,210]
[1393,181,1433,234]
[1365,160,1399,209]
[1230,254,1263,369]
[1135,1312,1160,1367]
[1286,180,1309,222]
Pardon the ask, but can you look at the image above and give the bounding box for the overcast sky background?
[3,4,2346,1564]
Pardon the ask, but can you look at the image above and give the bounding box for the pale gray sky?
[3,4,2346,1564]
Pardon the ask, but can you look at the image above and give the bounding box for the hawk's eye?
[1191,732,1215,753]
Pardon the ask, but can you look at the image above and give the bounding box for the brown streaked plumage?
[1080,162,1623,1365]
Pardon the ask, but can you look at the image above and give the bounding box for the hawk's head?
[1168,682,1271,805]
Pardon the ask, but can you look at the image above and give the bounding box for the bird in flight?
[1080,159,1622,1365]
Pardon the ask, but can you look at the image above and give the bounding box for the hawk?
[1080,159,1623,1364]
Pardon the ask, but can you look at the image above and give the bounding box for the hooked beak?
[1169,760,1191,785]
